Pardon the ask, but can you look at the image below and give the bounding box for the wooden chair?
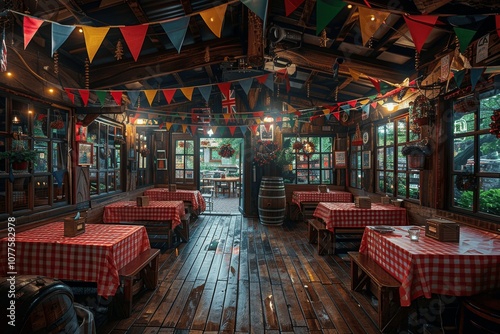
[200,187,214,212]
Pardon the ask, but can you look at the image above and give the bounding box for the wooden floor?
[98,214,393,334]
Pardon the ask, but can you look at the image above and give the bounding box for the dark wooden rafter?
[125,0,165,49]
[298,0,316,27]
[90,38,245,88]
[178,0,201,41]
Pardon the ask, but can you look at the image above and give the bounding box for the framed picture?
[185,170,194,179]
[75,123,87,142]
[362,151,371,169]
[334,151,347,168]
[77,142,93,166]
[260,124,274,140]
[128,148,136,160]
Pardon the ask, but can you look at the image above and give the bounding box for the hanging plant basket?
[301,141,316,158]
[218,143,235,158]
[407,155,425,170]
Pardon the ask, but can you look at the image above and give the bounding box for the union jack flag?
[221,89,236,114]
[0,29,6,72]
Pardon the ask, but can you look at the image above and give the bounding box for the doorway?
[199,137,243,214]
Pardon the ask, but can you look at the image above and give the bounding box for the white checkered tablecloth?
[359,225,500,307]
[103,200,185,228]
[313,202,407,231]
[291,191,353,206]
[0,222,150,297]
[143,188,206,212]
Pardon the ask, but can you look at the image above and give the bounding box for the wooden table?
[143,188,206,214]
[202,177,240,197]
[359,225,500,307]
[0,222,150,297]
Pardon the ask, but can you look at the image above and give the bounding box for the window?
[284,136,333,184]
[174,139,195,184]
[0,96,69,217]
[88,120,123,196]
[350,144,362,188]
[376,117,420,198]
[451,89,500,218]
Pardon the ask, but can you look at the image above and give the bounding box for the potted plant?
[0,148,39,171]
[401,140,431,169]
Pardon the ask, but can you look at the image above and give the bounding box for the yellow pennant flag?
[181,124,188,133]
[165,122,173,131]
[349,68,362,81]
[199,3,227,38]
[180,87,194,101]
[143,90,157,106]
[81,26,110,63]
[358,8,390,46]
[359,99,370,105]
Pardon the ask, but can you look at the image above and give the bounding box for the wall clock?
[342,112,349,122]
[363,131,369,144]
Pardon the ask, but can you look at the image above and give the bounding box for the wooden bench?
[302,202,319,222]
[118,248,160,317]
[307,219,333,255]
[348,251,406,333]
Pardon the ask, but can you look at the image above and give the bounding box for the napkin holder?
[318,185,327,193]
[169,184,177,192]
[355,196,371,209]
[136,196,150,207]
[64,214,86,237]
[425,218,460,242]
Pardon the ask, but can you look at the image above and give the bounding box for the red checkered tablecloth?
[292,191,352,206]
[143,188,206,212]
[0,222,150,297]
[359,225,500,307]
[103,200,185,228]
[313,202,407,231]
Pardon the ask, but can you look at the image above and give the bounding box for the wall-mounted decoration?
[75,123,87,142]
[260,124,274,140]
[77,142,93,166]
[334,151,347,169]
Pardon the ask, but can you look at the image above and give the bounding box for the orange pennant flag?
[24,16,44,49]
[181,124,187,133]
[199,4,227,38]
[81,26,110,63]
[358,8,390,46]
[165,122,173,131]
[143,89,157,106]
[349,68,362,81]
[119,24,149,61]
[180,87,194,101]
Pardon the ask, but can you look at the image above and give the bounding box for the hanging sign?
[476,33,489,63]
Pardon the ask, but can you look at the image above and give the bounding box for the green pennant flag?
[95,90,107,106]
[379,81,393,95]
[453,27,477,54]
[316,0,346,35]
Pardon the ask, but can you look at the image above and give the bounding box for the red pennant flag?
[371,101,378,109]
[250,124,259,135]
[24,16,44,49]
[217,82,231,101]
[190,125,197,135]
[333,111,340,120]
[496,15,500,38]
[111,91,122,105]
[253,111,264,118]
[256,74,269,84]
[78,89,90,106]
[285,0,305,16]
[64,88,75,104]
[229,126,236,136]
[369,77,380,93]
[403,15,439,53]
[348,100,357,108]
[119,24,149,61]
[162,89,176,104]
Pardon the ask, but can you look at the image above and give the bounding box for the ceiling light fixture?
[384,96,398,112]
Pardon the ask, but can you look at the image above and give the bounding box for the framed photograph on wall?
[77,142,93,166]
[334,151,347,168]
[362,151,371,169]
[260,124,274,140]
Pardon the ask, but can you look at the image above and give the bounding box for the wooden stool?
[459,290,500,334]
[307,219,333,255]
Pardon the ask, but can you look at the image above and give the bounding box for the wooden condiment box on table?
[425,218,460,242]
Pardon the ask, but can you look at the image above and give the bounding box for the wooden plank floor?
[99,214,388,334]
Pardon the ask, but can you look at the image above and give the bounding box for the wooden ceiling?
[6,0,500,111]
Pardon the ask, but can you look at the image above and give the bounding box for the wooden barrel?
[0,275,79,334]
[258,177,286,225]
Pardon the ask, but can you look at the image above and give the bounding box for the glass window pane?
[377,171,384,192]
[479,134,500,172]
[186,155,194,169]
[385,172,394,193]
[34,141,48,173]
[33,108,48,138]
[386,147,394,170]
[397,174,406,197]
[478,177,500,215]
[377,148,384,169]
[453,135,474,171]
[409,172,420,199]
[397,146,406,170]
[397,119,407,143]
[386,123,394,145]
[34,175,49,206]
[453,176,473,211]
[186,140,194,154]
[377,125,386,146]
[50,109,67,139]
